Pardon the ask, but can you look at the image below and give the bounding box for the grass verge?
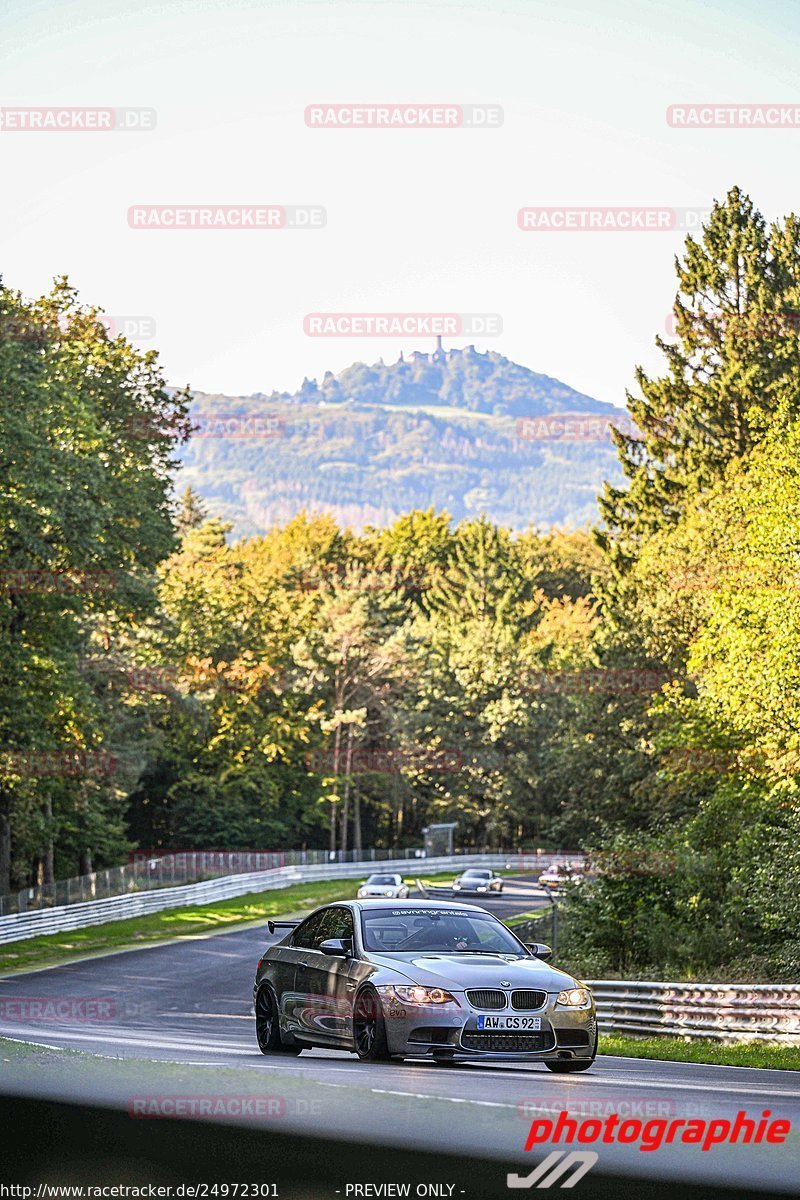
[600,1033,800,1070]
[0,871,460,976]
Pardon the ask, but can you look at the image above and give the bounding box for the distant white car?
[357,873,410,899]
[538,863,584,892]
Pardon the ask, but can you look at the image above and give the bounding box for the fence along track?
[0,853,553,944]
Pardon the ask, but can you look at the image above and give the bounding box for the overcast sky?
[1,0,799,405]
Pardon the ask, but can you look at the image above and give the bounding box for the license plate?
[476,1015,542,1031]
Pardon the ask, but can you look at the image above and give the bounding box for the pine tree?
[425,516,531,629]
[176,486,207,536]
[598,187,800,580]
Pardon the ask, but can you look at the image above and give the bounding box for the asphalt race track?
[1,879,798,1194]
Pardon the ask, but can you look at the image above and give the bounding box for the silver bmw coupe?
[253,898,596,1069]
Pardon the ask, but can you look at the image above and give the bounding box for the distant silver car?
[254,899,597,1069]
[452,868,503,894]
[357,873,410,899]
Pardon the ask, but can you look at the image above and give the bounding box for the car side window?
[292,906,354,951]
[318,906,354,944]
[291,910,327,950]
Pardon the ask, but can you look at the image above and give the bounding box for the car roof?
[290,897,496,929]
[350,897,487,911]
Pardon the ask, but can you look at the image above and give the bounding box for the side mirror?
[526,942,553,961]
[319,938,351,958]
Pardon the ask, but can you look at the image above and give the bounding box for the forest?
[2,186,800,979]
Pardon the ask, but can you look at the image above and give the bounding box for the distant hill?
[178,344,629,534]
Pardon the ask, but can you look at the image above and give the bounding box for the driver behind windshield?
[361,909,525,955]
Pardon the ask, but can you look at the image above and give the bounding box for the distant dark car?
[452,868,504,894]
[253,899,596,1068]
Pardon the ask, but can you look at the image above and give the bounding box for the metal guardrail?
[587,979,800,1044]
[0,847,441,916]
[0,846,586,916]
[0,852,568,945]
[0,851,302,916]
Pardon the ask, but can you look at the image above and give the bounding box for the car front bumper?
[381,993,596,1061]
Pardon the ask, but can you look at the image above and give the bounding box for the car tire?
[255,987,302,1055]
[545,1032,598,1073]
[353,986,392,1062]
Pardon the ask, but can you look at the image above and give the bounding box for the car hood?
[366,952,577,991]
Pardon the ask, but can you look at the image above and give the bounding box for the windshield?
[360,907,527,955]
[462,870,490,878]
[367,875,399,885]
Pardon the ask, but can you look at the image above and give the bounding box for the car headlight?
[379,985,460,1006]
[453,882,461,889]
[384,889,395,896]
[357,888,367,897]
[476,885,487,891]
[556,987,591,1007]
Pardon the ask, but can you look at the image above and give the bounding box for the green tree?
[176,486,208,536]
[598,187,800,585]
[0,278,190,891]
